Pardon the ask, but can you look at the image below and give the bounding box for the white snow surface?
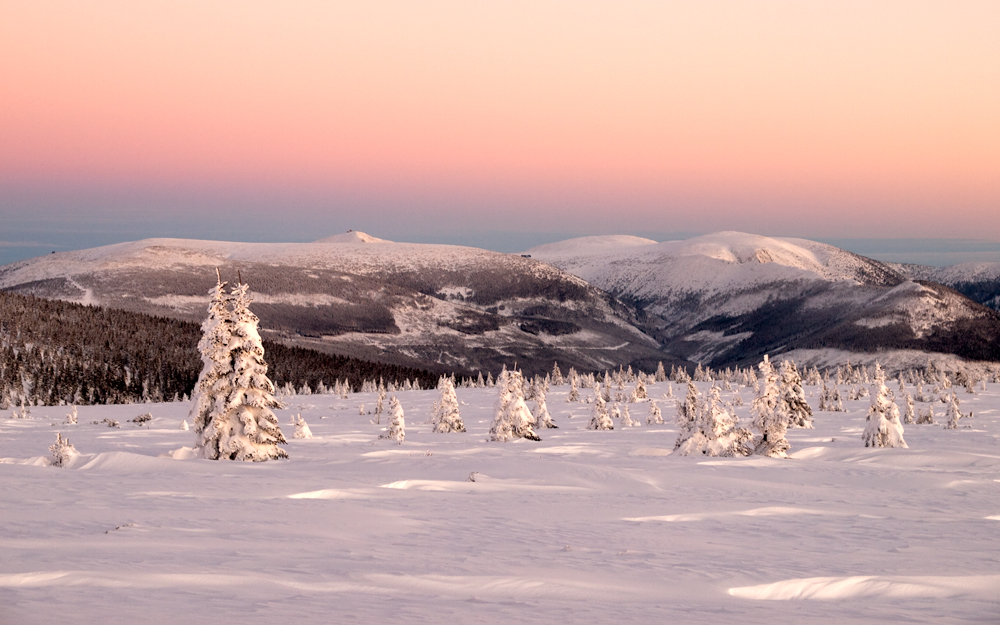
[2,380,999,623]
[525,231,880,300]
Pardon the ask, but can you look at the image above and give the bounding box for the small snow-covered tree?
[629,378,648,402]
[779,359,813,428]
[488,369,540,442]
[751,355,791,458]
[646,399,663,424]
[588,384,614,430]
[944,394,962,429]
[64,406,77,425]
[862,364,907,448]
[673,381,701,450]
[180,419,190,431]
[902,393,915,424]
[49,432,78,467]
[675,386,752,457]
[552,362,564,386]
[380,396,405,443]
[373,389,386,424]
[432,376,465,433]
[620,403,638,427]
[195,280,288,461]
[533,384,557,429]
[654,361,667,382]
[916,405,936,424]
[294,414,314,439]
[567,373,581,402]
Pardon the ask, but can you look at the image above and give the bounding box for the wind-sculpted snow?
[2,379,1000,623]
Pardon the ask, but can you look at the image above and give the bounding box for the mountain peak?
[314,231,390,244]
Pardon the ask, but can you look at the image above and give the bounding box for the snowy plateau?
[2,379,1000,624]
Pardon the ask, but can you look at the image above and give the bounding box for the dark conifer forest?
[0,291,439,407]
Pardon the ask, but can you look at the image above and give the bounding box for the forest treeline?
[0,291,439,407]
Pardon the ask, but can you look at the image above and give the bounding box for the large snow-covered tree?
[190,273,233,438]
[194,280,288,461]
[488,369,540,442]
[751,355,791,458]
[862,363,907,448]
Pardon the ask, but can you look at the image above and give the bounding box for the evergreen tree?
[190,273,233,439]
[195,280,288,461]
[675,386,752,457]
[380,396,405,443]
[654,361,667,383]
[646,399,663,425]
[588,384,614,430]
[673,382,701,450]
[49,432,78,467]
[567,373,581,402]
[862,364,907,448]
[293,414,314,439]
[779,359,814,428]
[944,394,962,429]
[432,376,465,433]
[629,378,648,402]
[551,362,564,386]
[751,355,791,458]
[533,384,557,428]
[488,369,540,442]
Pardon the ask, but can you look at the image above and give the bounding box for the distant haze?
[2,1,998,263]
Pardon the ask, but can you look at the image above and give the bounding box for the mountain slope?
[891,261,1000,312]
[527,232,1000,366]
[0,234,668,376]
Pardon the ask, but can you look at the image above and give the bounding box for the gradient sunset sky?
[2,1,998,262]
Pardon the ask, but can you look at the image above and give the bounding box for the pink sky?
[2,0,999,242]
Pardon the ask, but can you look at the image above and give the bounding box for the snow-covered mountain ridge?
[2,230,998,371]
[0,233,665,376]
[526,232,1000,367]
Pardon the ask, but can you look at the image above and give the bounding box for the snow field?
[2,381,999,624]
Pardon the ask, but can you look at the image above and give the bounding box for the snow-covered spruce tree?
[488,369,540,442]
[620,403,638,427]
[567,374,581,402]
[673,382,701,450]
[646,399,663,424]
[64,406,77,425]
[533,383,557,429]
[751,355,791,458]
[903,393,916,424]
[380,396,405,443]
[779,359,813,428]
[675,386,752,457]
[916,405,936,424]
[189,272,234,440]
[294,414,313,439]
[654,361,667,383]
[194,280,288,461]
[588,384,614,430]
[372,389,386,424]
[49,432,79,467]
[552,362,564,386]
[862,364,907,448]
[432,376,465,433]
[944,394,962,429]
[629,378,648,402]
